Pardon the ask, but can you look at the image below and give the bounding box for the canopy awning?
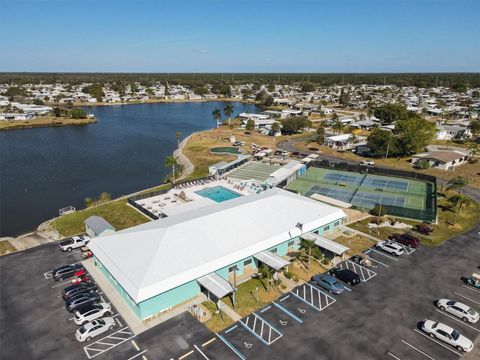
[301,232,350,256]
[197,273,234,299]
[254,250,290,271]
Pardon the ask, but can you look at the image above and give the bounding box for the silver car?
[437,299,479,323]
[74,303,112,326]
[75,317,116,342]
[376,240,404,256]
[422,319,473,352]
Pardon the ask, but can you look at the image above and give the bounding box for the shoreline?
[0,116,96,131]
[68,98,254,107]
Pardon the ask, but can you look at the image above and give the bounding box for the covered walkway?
[197,272,234,300]
[301,232,349,264]
[254,250,290,271]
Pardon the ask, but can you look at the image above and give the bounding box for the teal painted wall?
[94,256,141,318]
[138,281,200,319]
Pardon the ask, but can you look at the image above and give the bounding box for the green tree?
[332,120,345,134]
[176,131,182,147]
[245,119,255,132]
[468,119,480,141]
[394,115,436,155]
[280,116,311,135]
[447,176,469,194]
[83,83,104,102]
[258,264,275,291]
[212,108,222,128]
[414,159,430,170]
[98,192,112,204]
[271,121,281,134]
[223,103,234,127]
[53,107,62,117]
[300,82,315,92]
[164,156,182,183]
[448,194,470,224]
[467,142,479,157]
[145,88,154,96]
[70,108,87,119]
[298,239,321,270]
[374,104,409,125]
[33,99,44,105]
[267,83,275,92]
[316,126,326,144]
[367,129,397,158]
[371,204,387,217]
[339,88,350,107]
[84,197,95,208]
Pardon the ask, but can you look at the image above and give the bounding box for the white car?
[422,319,473,352]
[436,299,479,323]
[59,235,91,252]
[361,160,375,166]
[74,303,112,326]
[376,240,404,256]
[75,317,116,342]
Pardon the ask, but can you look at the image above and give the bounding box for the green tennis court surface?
[286,167,429,212]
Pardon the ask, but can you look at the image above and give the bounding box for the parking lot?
[2,226,479,360]
[0,242,147,360]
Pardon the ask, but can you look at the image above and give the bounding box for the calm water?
[0,101,258,237]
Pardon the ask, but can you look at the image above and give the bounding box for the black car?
[329,268,361,286]
[62,282,97,300]
[65,292,100,312]
[52,264,84,281]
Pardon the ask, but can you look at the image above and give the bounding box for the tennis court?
[228,162,281,182]
[285,167,432,220]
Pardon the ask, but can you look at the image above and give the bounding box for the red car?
[389,233,420,248]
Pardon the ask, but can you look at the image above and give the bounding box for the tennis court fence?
[307,160,438,223]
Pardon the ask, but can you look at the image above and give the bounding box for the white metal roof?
[197,273,234,299]
[254,250,290,271]
[301,232,349,255]
[89,188,346,303]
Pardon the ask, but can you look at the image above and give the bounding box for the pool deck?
[134,180,251,218]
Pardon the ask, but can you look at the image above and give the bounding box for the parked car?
[414,223,433,235]
[436,299,479,323]
[59,235,91,252]
[75,317,116,342]
[74,303,112,326]
[62,282,97,300]
[291,151,300,157]
[376,240,405,256]
[422,319,473,352]
[360,160,374,166]
[311,274,345,295]
[350,253,375,268]
[281,151,289,157]
[274,150,283,156]
[66,292,101,312]
[388,233,420,248]
[52,264,85,281]
[463,273,480,289]
[329,268,360,286]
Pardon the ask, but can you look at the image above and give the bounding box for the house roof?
[84,216,115,234]
[413,150,466,163]
[88,188,346,303]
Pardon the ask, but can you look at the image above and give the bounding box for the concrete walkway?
[340,225,382,243]
[174,134,195,180]
[217,300,242,322]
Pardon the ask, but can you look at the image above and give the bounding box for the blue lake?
[0,101,259,236]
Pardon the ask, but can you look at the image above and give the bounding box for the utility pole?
[385,135,392,158]
[233,266,237,308]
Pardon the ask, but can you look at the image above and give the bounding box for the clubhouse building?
[88,188,347,321]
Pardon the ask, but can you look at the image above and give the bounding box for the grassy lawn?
[53,199,149,237]
[0,240,16,255]
[334,235,377,256]
[202,301,234,333]
[221,277,281,317]
[289,259,328,282]
[0,116,96,130]
[133,183,172,196]
[347,192,480,246]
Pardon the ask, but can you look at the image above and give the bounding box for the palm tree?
[447,176,469,194]
[332,120,345,134]
[467,142,479,157]
[164,155,181,183]
[175,132,182,147]
[212,108,222,128]
[223,104,234,127]
[258,264,274,291]
[298,239,317,271]
[448,194,470,225]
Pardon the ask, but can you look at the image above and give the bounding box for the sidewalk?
[217,300,242,322]
[174,134,194,180]
[340,225,382,243]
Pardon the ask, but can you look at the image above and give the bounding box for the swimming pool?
[195,186,242,202]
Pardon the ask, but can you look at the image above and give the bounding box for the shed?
[84,216,116,237]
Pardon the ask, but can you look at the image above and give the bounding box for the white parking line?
[401,339,436,360]
[454,292,480,306]
[462,285,480,295]
[43,271,53,279]
[413,328,461,356]
[435,309,480,333]
[387,352,401,360]
[194,344,210,360]
[115,318,123,327]
[126,350,147,360]
[51,279,73,289]
[369,248,399,261]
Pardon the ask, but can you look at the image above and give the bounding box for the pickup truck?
[59,236,91,252]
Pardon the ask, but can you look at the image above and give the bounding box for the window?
[324,225,330,232]
[270,248,277,254]
[288,241,294,247]
[244,259,252,266]
[228,266,238,273]
[334,221,340,227]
